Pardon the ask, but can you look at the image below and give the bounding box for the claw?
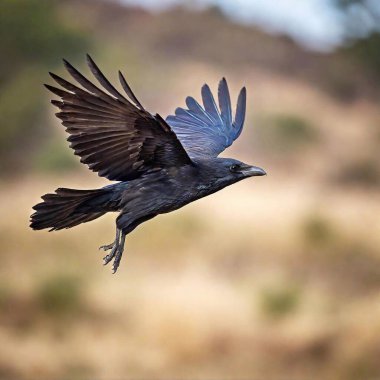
[103,244,117,265]
[99,229,126,272]
[99,242,114,251]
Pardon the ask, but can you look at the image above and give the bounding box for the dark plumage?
[30,55,266,273]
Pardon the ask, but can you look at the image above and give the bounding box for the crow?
[30,55,266,273]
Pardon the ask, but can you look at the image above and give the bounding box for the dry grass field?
[1,170,380,379]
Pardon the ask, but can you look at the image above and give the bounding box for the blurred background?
[1,0,380,378]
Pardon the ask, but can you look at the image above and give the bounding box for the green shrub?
[0,0,90,174]
[36,274,83,317]
[260,285,300,319]
[259,114,319,152]
[0,67,44,171]
[274,115,318,145]
[302,214,336,247]
[342,32,380,82]
[33,139,79,173]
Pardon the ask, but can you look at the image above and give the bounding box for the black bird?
[30,55,266,273]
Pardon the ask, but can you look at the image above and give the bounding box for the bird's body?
[30,56,266,272]
[108,157,257,215]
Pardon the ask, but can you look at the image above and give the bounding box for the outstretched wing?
[166,78,246,158]
[46,55,193,181]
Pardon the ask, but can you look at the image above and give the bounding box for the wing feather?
[233,87,246,138]
[201,84,223,125]
[118,71,145,110]
[86,54,129,103]
[218,78,232,127]
[46,56,192,181]
[166,78,247,158]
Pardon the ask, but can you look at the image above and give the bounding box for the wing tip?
[51,99,62,108]
[48,71,61,81]
[62,58,80,74]
[238,86,247,105]
[201,83,211,93]
[44,83,60,94]
[86,53,98,70]
[85,53,92,66]
[218,77,228,93]
[62,58,75,73]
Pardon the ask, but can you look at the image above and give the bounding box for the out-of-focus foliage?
[0,0,87,79]
[271,115,318,148]
[36,274,84,317]
[302,214,336,247]
[260,284,301,319]
[33,137,79,173]
[0,0,89,174]
[334,157,380,188]
[335,0,380,81]
[342,32,380,80]
[257,114,319,154]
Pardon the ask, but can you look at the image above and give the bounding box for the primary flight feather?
[30,55,266,273]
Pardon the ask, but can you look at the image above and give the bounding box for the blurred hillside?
[1,0,379,183]
[0,1,380,379]
[0,0,90,174]
[62,0,380,101]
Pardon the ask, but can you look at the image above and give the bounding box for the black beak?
[241,165,266,177]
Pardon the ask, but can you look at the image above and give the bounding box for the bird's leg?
[102,228,121,265]
[99,228,120,251]
[100,228,126,273]
[111,232,126,274]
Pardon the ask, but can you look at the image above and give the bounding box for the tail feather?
[30,188,111,231]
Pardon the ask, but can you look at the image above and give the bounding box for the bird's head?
[198,157,266,188]
[221,157,266,179]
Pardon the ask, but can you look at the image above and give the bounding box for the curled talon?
[103,248,117,265]
[99,243,114,251]
[103,256,112,265]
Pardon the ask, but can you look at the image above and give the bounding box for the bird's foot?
[101,231,126,273]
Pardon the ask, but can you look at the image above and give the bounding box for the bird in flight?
[30,55,266,273]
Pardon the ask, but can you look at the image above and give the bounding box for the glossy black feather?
[118,71,144,110]
[46,56,193,181]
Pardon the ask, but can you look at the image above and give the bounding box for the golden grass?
[0,166,379,379]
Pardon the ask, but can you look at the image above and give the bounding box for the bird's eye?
[230,164,240,172]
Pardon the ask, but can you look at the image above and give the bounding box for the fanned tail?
[30,188,111,231]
